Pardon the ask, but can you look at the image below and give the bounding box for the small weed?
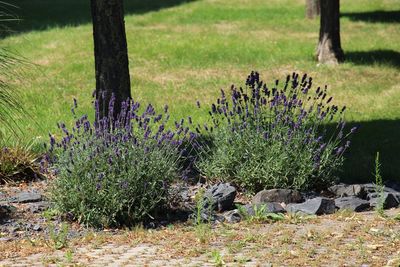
[46,222,69,250]
[374,152,385,217]
[64,249,73,263]
[42,208,59,221]
[237,204,285,223]
[285,212,317,224]
[193,189,212,244]
[211,250,225,267]
[357,237,367,261]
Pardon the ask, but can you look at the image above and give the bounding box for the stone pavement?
[0,242,270,267]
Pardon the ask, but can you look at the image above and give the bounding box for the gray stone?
[363,183,400,202]
[9,191,42,203]
[302,191,320,201]
[203,183,237,212]
[286,197,335,215]
[28,201,50,213]
[367,192,399,209]
[252,189,303,205]
[0,205,16,223]
[245,202,286,216]
[385,180,400,192]
[32,224,42,231]
[335,196,370,212]
[328,184,366,198]
[223,209,242,223]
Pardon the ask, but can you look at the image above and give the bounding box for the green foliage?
[0,141,40,183]
[211,250,225,267]
[237,204,285,223]
[0,2,24,133]
[192,189,212,243]
[196,73,355,193]
[47,222,69,250]
[47,98,190,228]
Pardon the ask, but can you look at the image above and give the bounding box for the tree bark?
[90,0,131,119]
[306,0,320,19]
[316,0,344,65]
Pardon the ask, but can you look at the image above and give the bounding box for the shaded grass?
[0,0,399,182]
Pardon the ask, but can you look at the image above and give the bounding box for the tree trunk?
[90,0,131,119]
[316,0,344,65]
[306,0,320,19]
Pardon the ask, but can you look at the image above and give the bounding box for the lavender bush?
[196,72,356,193]
[44,94,193,228]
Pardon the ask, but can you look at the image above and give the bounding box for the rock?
[286,197,335,215]
[363,183,400,202]
[367,192,399,209]
[32,224,42,231]
[328,184,366,198]
[335,197,370,212]
[252,189,303,205]
[223,209,242,223]
[301,191,320,201]
[0,205,16,223]
[29,201,50,213]
[244,203,286,216]
[0,237,12,242]
[203,183,237,212]
[385,180,400,192]
[192,211,225,224]
[9,191,42,203]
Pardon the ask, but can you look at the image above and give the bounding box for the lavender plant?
[44,94,193,228]
[196,72,356,193]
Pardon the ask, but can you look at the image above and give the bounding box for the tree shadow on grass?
[337,119,400,184]
[345,50,400,69]
[341,10,400,23]
[1,0,197,38]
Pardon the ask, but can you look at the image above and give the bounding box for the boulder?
[0,205,15,223]
[252,189,303,205]
[9,191,42,203]
[334,196,370,212]
[244,203,286,216]
[367,192,399,209]
[286,197,335,215]
[363,184,400,202]
[385,180,400,192]
[328,184,366,198]
[203,183,237,212]
[223,209,242,223]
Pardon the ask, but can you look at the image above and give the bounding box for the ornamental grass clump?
[196,72,356,193]
[43,94,193,228]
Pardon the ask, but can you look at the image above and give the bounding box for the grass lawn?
[0,0,399,183]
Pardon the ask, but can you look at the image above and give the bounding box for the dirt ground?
[1,208,399,267]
